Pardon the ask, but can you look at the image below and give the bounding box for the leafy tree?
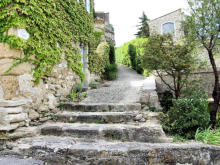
[141,34,201,99]
[128,44,137,70]
[183,0,220,127]
[135,12,150,38]
[109,43,116,64]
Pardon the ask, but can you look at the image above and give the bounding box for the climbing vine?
[0,0,94,83]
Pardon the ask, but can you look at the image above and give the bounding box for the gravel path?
[82,65,152,104]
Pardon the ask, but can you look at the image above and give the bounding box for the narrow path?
[82,65,155,104]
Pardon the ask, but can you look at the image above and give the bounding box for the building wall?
[0,29,83,135]
[148,9,184,41]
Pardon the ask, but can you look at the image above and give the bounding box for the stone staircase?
[8,102,220,165]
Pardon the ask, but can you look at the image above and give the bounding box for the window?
[162,22,175,35]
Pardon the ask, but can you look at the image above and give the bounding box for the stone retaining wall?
[0,32,82,136]
[155,67,220,97]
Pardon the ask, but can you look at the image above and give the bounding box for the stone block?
[8,113,28,123]
[0,58,32,76]
[29,109,40,120]
[0,85,3,99]
[0,107,23,114]
[0,76,19,99]
[0,43,23,59]
[0,99,29,107]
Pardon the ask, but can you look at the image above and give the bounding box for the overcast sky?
[94,0,189,47]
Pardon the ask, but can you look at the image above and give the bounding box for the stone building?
[95,12,115,45]
[148,9,220,96]
[0,0,94,138]
[148,9,184,41]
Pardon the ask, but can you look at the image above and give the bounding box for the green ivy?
[0,0,94,84]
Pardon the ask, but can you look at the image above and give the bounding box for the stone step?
[59,103,141,112]
[40,122,172,143]
[56,111,160,124]
[13,136,220,165]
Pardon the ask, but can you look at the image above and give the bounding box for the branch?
[156,70,175,92]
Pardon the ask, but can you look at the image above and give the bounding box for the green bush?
[195,127,220,145]
[216,112,220,129]
[109,43,116,64]
[116,38,149,75]
[103,64,118,80]
[159,90,173,113]
[161,88,210,139]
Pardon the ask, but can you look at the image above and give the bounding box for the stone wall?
[148,9,184,41]
[155,67,220,97]
[0,30,84,136]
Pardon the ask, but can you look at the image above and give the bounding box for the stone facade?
[0,29,88,136]
[95,12,115,45]
[148,9,184,41]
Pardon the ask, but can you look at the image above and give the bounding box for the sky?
[94,0,189,47]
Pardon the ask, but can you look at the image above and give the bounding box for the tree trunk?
[208,50,220,128]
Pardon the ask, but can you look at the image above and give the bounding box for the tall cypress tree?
[135,12,150,38]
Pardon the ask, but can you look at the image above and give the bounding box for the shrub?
[159,90,173,113]
[103,64,118,80]
[109,43,116,64]
[161,88,210,139]
[195,127,220,145]
[216,112,220,129]
[128,44,137,70]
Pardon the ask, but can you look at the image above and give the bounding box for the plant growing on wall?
[0,0,95,84]
[183,0,220,128]
[141,34,202,99]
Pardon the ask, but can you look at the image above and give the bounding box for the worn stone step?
[41,122,172,143]
[59,103,141,112]
[56,111,160,124]
[12,136,220,165]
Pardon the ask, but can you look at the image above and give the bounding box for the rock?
[134,114,143,121]
[28,110,39,120]
[0,59,32,76]
[0,76,19,100]
[0,85,4,99]
[8,113,28,123]
[0,107,23,114]
[0,43,23,59]
[140,118,146,122]
[0,99,30,107]
[48,94,57,109]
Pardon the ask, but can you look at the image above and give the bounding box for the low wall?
[155,67,219,97]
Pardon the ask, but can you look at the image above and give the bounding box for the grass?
[195,127,220,145]
[172,135,187,143]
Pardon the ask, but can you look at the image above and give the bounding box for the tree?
[109,43,116,64]
[183,0,220,127]
[135,12,150,38]
[128,44,137,70]
[141,34,200,99]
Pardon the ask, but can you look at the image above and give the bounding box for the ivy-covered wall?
[0,0,96,135]
[0,0,95,83]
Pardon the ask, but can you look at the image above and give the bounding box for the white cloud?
[94,0,188,47]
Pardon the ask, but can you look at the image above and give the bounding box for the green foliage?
[0,0,95,83]
[216,112,220,129]
[109,42,116,64]
[89,81,97,89]
[183,0,220,128]
[141,34,202,99]
[135,12,150,38]
[128,44,137,70]
[70,84,87,101]
[195,127,220,145]
[96,42,110,67]
[103,64,118,80]
[161,88,210,139]
[159,90,173,113]
[116,38,150,75]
